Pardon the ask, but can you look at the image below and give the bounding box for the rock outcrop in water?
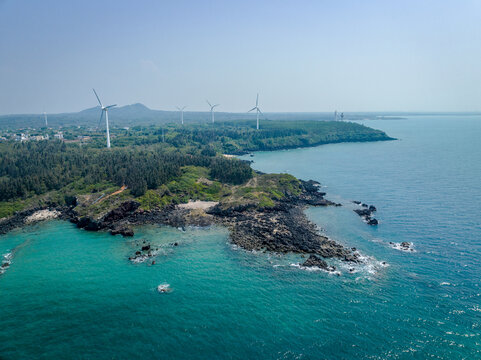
[301,254,336,271]
[353,203,378,226]
[110,226,134,237]
[389,241,414,252]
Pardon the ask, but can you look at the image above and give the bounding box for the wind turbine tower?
[93,88,117,148]
[176,106,187,125]
[248,93,263,130]
[43,112,48,127]
[334,110,338,121]
[206,100,219,123]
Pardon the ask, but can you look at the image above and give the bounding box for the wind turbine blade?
[256,93,259,107]
[206,100,212,107]
[97,110,104,129]
[248,107,257,113]
[92,88,103,107]
[176,106,181,111]
[257,108,264,116]
[213,104,219,108]
[182,106,187,110]
[105,104,117,109]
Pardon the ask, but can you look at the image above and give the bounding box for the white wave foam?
[288,249,388,279]
[290,263,328,272]
[289,263,341,276]
[390,242,416,252]
[157,283,171,293]
[1,252,12,274]
[130,248,163,263]
[336,252,389,277]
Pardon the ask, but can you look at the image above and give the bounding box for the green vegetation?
[0,120,392,219]
[0,141,251,203]
[222,173,302,209]
[138,166,228,210]
[97,120,393,154]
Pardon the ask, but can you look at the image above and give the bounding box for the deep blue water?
[1,115,481,359]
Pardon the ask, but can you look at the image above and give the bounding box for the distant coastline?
[227,134,395,155]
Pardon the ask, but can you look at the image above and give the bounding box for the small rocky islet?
[390,241,415,252]
[352,201,379,225]
[301,254,337,272]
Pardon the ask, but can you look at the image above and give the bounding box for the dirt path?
[100,185,127,203]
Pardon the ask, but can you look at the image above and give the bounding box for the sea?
[1,115,480,359]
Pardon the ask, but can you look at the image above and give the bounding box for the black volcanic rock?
[354,209,372,217]
[102,201,140,223]
[300,179,321,193]
[302,255,329,269]
[353,204,379,226]
[110,227,134,237]
[77,217,101,231]
[301,255,336,271]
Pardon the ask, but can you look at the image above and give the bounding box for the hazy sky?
[1,0,480,114]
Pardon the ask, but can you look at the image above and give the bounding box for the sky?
[0,0,480,114]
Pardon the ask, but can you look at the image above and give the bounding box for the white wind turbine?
[43,112,48,127]
[248,93,263,130]
[176,106,187,125]
[93,88,116,148]
[206,100,219,123]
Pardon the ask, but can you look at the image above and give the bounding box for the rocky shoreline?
[0,179,361,264]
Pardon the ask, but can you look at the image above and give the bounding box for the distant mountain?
[0,104,341,130]
[0,103,164,130]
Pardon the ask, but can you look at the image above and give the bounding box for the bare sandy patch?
[177,200,218,210]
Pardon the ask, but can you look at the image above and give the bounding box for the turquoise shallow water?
[1,115,481,359]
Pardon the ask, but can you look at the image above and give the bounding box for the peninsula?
[0,120,393,266]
